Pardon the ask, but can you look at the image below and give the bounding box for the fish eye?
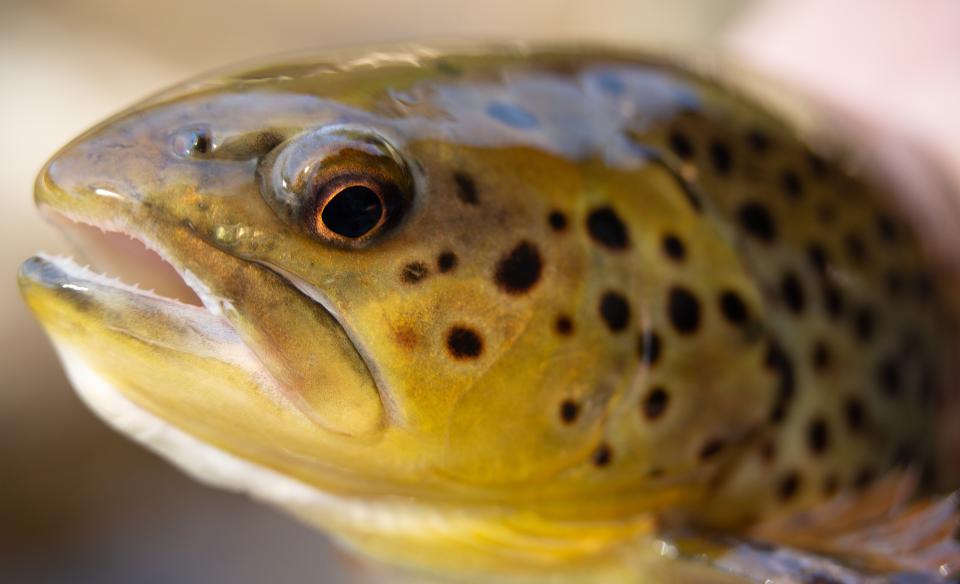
[320,183,384,238]
[259,125,413,246]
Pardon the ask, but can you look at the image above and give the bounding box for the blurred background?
[2,0,957,582]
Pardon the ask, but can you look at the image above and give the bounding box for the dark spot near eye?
[599,291,631,333]
[662,233,686,261]
[812,341,831,371]
[699,439,725,461]
[401,261,428,283]
[822,284,844,319]
[779,169,803,199]
[591,443,612,467]
[486,101,539,129]
[548,210,568,231]
[709,140,733,175]
[853,306,876,342]
[807,417,830,455]
[778,471,801,502]
[719,290,749,326]
[586,206,630,250]
[853,468,875,490]
[844,397,866,432]
[845,233,867,264]
[807,244,829,277]
[647,467,665,479]
[494,241,542,295]
[875,213,899,243]
[446,326,483,359]
[554,315,574,336]
[642,386,670,420]
[877,357,902,398]
[885,270,905,297]
[780,271,805,314]
[737,202,776,243]
[746,129,770,153]
[559,399,580,424]
[437,251,458,273]
[453,171,479,205]
[668,286,701,334]
[668,130,695,160]
[637,330,662,366]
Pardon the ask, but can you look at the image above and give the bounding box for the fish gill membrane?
[17,43,960,582]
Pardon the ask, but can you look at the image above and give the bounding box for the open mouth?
[40,209,206,308]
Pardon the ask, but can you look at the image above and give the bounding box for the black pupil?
[320,185,384,238]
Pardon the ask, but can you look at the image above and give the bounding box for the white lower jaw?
[51,338,476,550]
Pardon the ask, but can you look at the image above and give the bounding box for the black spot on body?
[554,315,573,336]
[854,468,875,490]
[780,271,805,314]
[437,251,458,273]
[808,153,829,177]
[709,140,733,175]
[746,129,770,153]
[668,130,695,160]
[812,341,831,371]
[494,241,542,294]
[853,306,876,342]
[662,233,686,262]
[738,202,776,243]
[592,443,612,467]
[765,341,796,422]
[586,206,630,250]
[599,291,631,333]
[845,233,868,264]
[778,472,801,502]
[643,387,670,420]
[807,244,829,276]
[637,330,662,366]
[844,397,866,431]
[807,417,830,455]
[822,284,845,319]
[453,172,479,205]
[559,400,580,424]
[719,290,749,326]
[876,214,899,243]
[446,326,483,359]
[699,439,725,461]
[877,357,902,398]
[401,262,428,283]
[779,170,804,199]
[548,210,568,231]
[668,286,701,334]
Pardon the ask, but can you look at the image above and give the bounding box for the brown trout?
[18,44,960,582]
